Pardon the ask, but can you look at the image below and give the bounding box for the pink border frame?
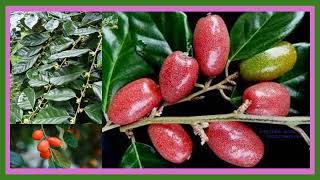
[5,6,315,175]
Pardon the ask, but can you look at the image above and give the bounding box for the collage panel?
[102,12,310,168]
[10,124,102,168]
[10,11,102,124]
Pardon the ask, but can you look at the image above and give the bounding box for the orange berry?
[40,151,51,159]
[48,137,62,147]
[37,140,50,152]
[32,130,44,140]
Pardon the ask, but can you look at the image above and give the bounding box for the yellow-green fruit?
[240,41,297,81]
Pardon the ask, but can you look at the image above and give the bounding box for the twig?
[289,125,310,146]
[59,36,83,68]
[71,34,102,124]
[119,113,310,132]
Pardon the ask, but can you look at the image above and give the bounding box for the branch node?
[234,99,252,114]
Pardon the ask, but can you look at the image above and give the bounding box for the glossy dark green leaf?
[84,103,102,124]
[24,14,39,29]
[72,27,99,35]
[229,12,304,61]
[49,149,71,168]
[49,49,90,60]
[50,65,85,86]
[12,54,39,74]
[92,81,102,101]
[50,37,74,54]
[102,12,154,111]
[276,43,310,115]
[27,70,50,87]
[10,103,23,124]
[44,19,60,32]
[44,88,76,101]
[63,21,77,35]
[15,45,42,57]
[126,12,172,69]
[17,87,35,110]
[63,131,78,148]
[150,12,192,53]
[33,106,70,124]
[20,33,49,46]
[82,13,102,25]
[10,151,24,168]
[119,142,168,168]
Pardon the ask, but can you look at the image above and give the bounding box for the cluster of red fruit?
[108,15,291,167]
[32,129,62,159]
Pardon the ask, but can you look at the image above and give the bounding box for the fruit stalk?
[119,113,310,132]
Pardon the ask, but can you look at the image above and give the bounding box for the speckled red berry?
[108,78,162,125]
[159,51,199,103]
[206,122,264,167]
[32,129,44,140]
[243,82,290,116]
[48,137,62,147]
[37,140,50,153]
[148,124,193,164]
[40,151,51,159]
[193,14,230,77]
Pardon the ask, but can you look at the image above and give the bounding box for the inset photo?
[102,12,310,168]
[10,124,102,168]
[10,12,102,124]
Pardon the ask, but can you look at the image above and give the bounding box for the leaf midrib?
[229,13,274,61]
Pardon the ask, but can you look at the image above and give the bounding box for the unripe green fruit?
[240,41,297,81]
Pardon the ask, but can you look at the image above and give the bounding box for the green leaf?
[276,43,310,115]
[12,54,39,74]
[44,19,60,32]
[63,131,78,148]
[28,70,50,87]
[82,13,102,25]
[15,45,42,57]
[102,12,154,111]
[50,65,85,86]
[229,12,304,61]
[49,149,71,168]
[24,14,39,29]
[84,103,102,124]
[63,21,77,35]
[126,12,172,69]
[72,27,99,35]
[49,49,90,60]
[20,33,49,46]
[150,12,192,53]
[44,88,76,101]
[92,81,102,101]
[50,37,74,54]
[10,103,23,124]
[10,151,24,168]
[49,12,71,20]
[17,87,35,110]
[119,142,168,168]
[33,106,70,124]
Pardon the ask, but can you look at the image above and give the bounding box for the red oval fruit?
[48,137,62,147]
[37,140,50,153]
[40,151,51,159]
[159,51,199,103]
[32,130,44,140]
[193,14,230,77]
[206,122,264,167]
[108,78,162,125]
[243,82,290,116]
[148,124,193,164]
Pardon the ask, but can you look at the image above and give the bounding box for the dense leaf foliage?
[10,12,103,124]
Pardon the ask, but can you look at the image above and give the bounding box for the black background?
[102,12,310,168]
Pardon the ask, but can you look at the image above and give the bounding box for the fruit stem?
[166,72,238,106]
[40,124,48,139]
[288,125,310,146]
[119,113,310,132]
